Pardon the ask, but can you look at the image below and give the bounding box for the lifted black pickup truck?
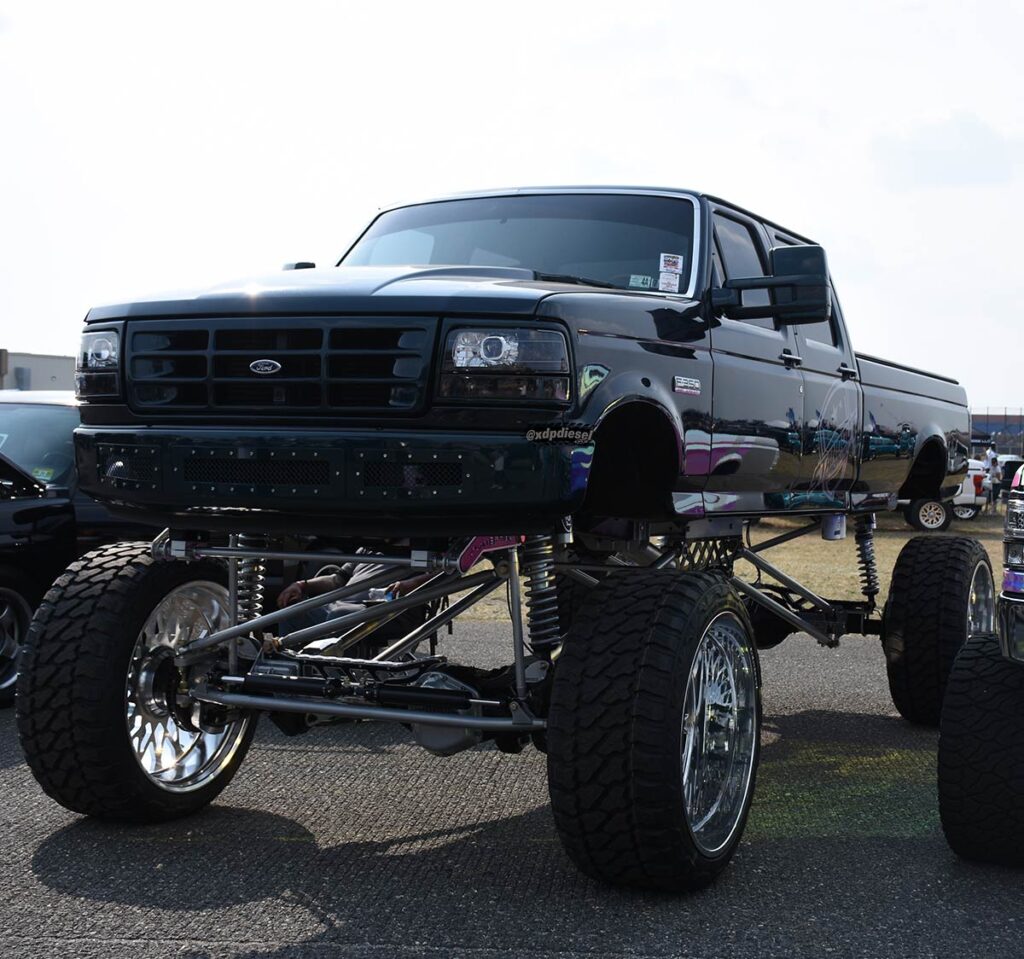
[18,188,989,892]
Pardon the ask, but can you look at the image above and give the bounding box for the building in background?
[0,350,75,391]
[972,408,1024,455]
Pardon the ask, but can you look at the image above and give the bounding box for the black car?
[0,391,153,705]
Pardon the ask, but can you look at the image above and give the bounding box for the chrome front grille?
[126,317,437,415]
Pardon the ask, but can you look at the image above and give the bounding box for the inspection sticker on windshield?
[658,271,680,293]
[629,274,654,289]
[660,252,684,274]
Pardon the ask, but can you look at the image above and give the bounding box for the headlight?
[439,328,570,402]
[1006,497,1024,539]
[1006,542,1024,568]
[75,328,121,399]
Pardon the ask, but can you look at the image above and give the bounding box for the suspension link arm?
[736,547,834,612]
[729,577,833,647]
[277,570,499,651]
[179,566,406,658]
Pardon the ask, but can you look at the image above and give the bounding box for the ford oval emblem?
[249,359,282,375]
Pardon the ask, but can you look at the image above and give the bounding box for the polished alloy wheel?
[680,611,758,855]
[953,505,979,521]
[919,501,948,529]
[125,581,249,792]
[967,561,995,639]
[0,587,33,694]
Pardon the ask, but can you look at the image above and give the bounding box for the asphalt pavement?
[2,622,1023,959]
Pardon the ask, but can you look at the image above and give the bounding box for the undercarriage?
[152,517,884,754]
[16,513,995,892]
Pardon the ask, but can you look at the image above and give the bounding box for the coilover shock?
[854,515,880,608]
[233,533,268,622]
[520,534,561,652]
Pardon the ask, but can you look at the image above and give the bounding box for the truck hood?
[84,265,621,321]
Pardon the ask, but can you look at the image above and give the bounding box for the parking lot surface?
[3,621,1023,959]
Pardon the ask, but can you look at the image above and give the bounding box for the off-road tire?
[17,542,256,821]
[938,631,1024,865]
[883,536,992,725]
[547,570,761,891]
[0,570,36,707]
[905,498,952,532]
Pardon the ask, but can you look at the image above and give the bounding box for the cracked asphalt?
[2,622,1023,959]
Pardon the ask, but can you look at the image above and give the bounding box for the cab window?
[713,213,773,331]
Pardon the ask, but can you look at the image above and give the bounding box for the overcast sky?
[0,0,1020,407]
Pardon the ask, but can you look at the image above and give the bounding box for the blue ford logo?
[249,359,282,375]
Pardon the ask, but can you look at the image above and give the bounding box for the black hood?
[83,265,625,321]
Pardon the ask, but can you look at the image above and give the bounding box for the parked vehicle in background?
[997,453,1024,503]
[18,187,983,893]
[939,464,1024,864]
[0,392,153,705]
[950,459,989,522]
[902,495,953,531]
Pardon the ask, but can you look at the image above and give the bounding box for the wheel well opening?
[581,404,678,518]
[898,440,947,501]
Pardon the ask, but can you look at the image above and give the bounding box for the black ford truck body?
[73,187,968,537]
[21,188,986,897]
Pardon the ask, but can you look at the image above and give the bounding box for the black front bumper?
[75,427,592,536]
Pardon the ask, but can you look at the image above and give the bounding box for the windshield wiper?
[532,271,620,290]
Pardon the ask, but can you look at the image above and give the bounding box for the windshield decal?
[629,274,654,289]
[660,252,685,274]
[658,272,680,293]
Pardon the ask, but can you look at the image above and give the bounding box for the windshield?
[341,193,697,294]
[0,403,80,485]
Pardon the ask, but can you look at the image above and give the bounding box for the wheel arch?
[580,399,682,518]
[898,436,950,501]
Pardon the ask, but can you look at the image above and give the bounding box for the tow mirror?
[711,244,831,325]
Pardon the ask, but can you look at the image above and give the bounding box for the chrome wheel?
[680,611,758,855]
[967,561,995,639]
[919,501,948,530]
[0,587,33,694]
[125,581,250,792]
[953,505,979,521]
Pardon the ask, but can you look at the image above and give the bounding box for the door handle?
[779,351,803,368]
[838,364,858,381]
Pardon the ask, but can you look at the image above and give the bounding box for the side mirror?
[283,261,316,271]
[711,244,831,325]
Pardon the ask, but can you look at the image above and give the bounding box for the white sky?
[0,0,1021,407]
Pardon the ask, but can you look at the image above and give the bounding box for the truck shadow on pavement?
[27,709,1024,959]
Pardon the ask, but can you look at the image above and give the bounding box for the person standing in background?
[985,445,1002,513]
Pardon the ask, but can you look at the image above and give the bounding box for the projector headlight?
[439,327,570,402]
[1006,497,1024,539]
[75,328,121,399]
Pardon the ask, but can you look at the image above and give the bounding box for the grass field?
[461,510,1005,622]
